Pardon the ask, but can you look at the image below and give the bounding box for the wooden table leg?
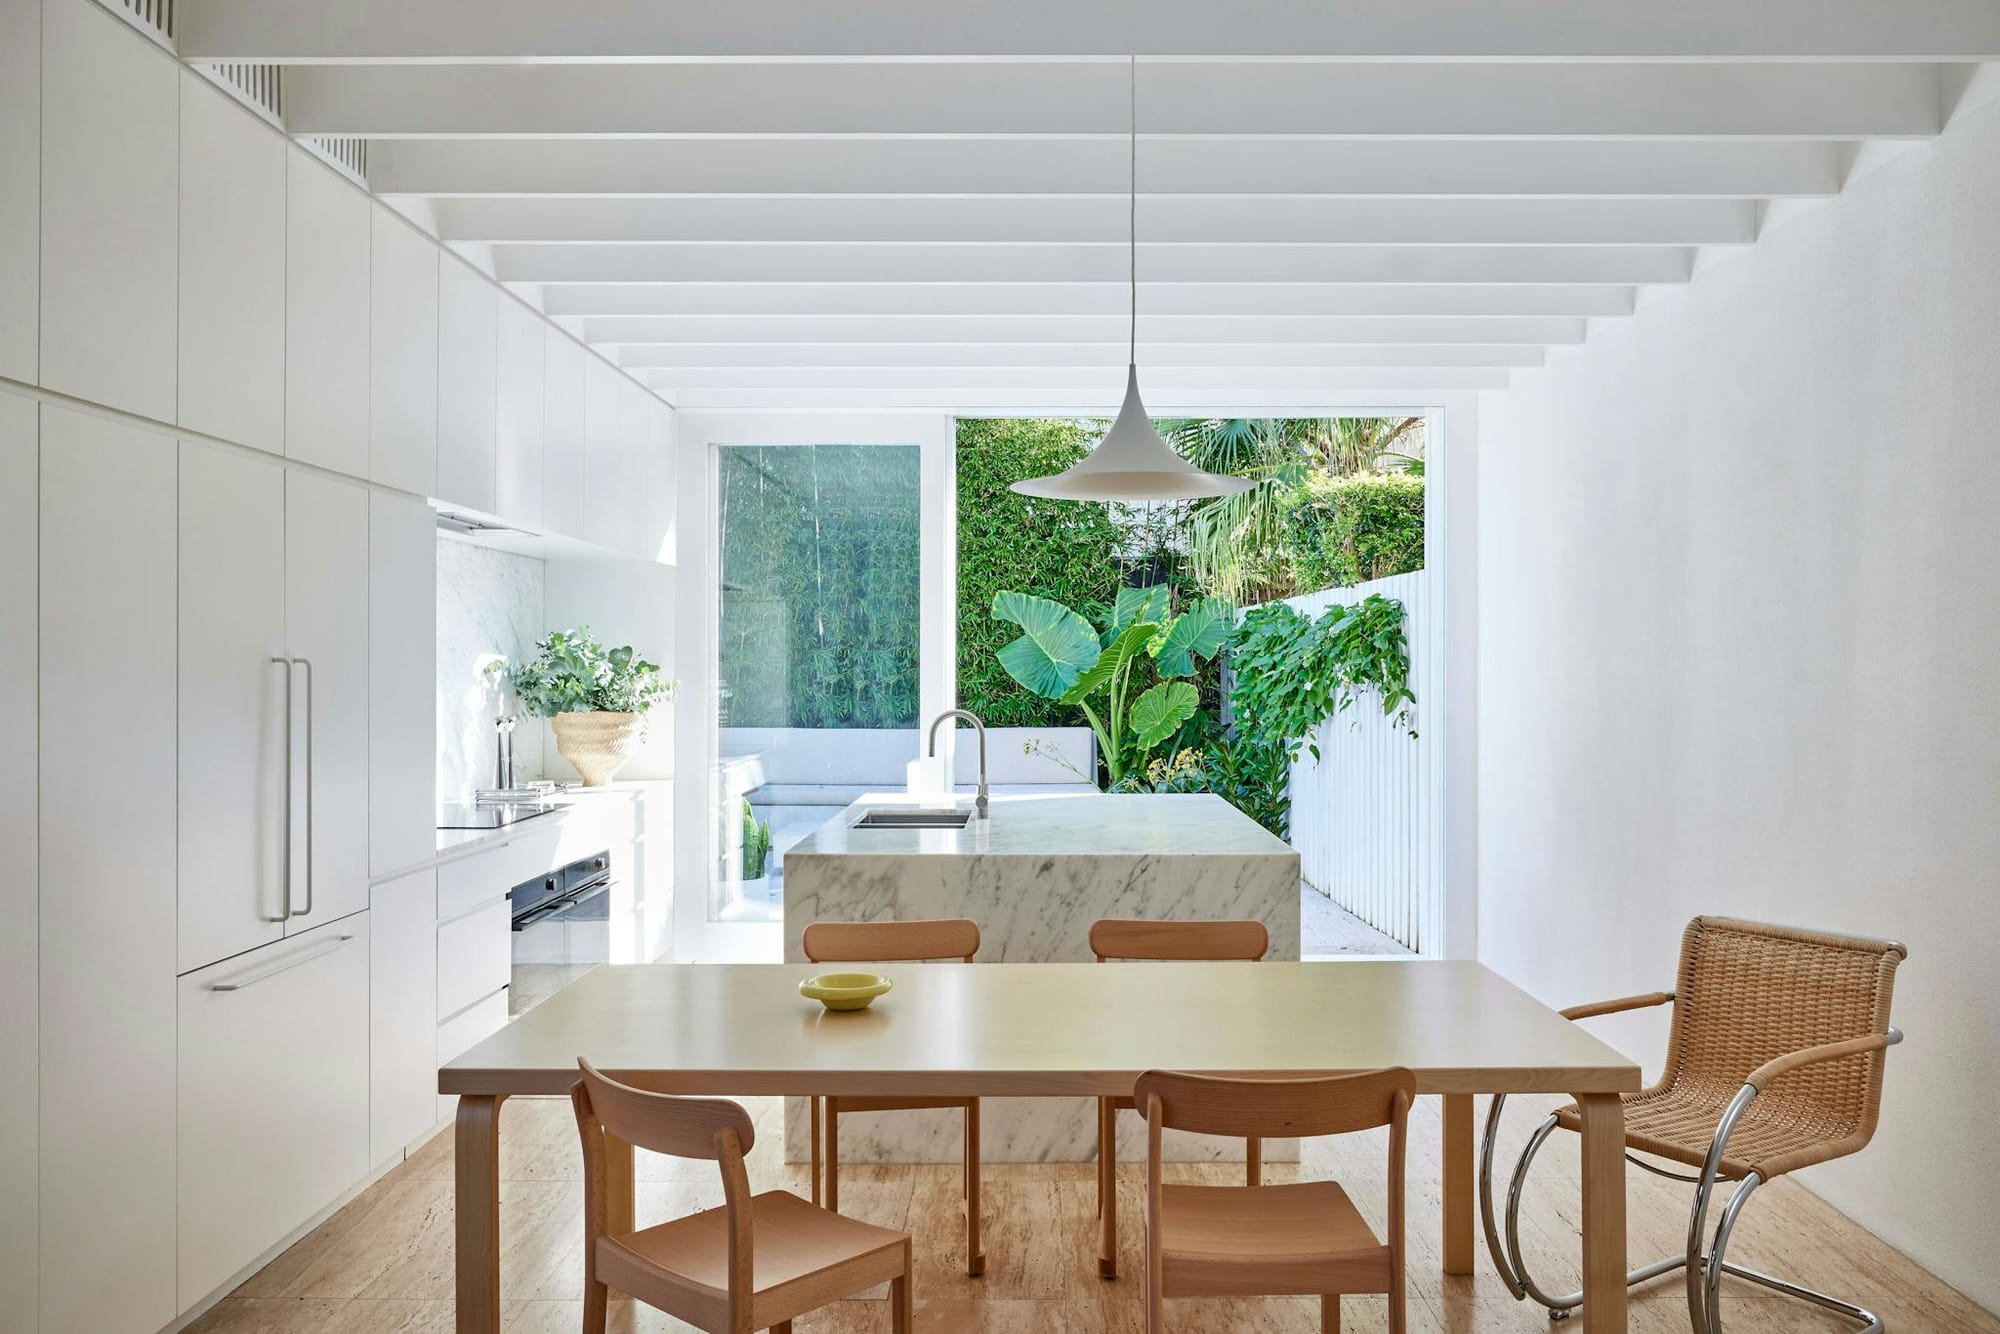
[1441,1093,1474,1276]
[1097,1096,1118,1279]
[605,1131,635,1236]
[1577,1093,1628,1333]
[965,1100,986,1276]
[454,1094,506,1334]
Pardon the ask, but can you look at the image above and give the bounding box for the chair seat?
[1157,1180,1392,1297]
[1554,1076,1868,1181]
[829,1094,976,1114]
[598,1189,907,1328]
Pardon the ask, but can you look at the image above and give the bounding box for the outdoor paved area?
[1302,884,1412,957]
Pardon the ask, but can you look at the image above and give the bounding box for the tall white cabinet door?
[0,392,36,1329]
[542,330,587,537]
[178,442,289,973]
[369,205,439,495]
[178,917,370,1310]
[285,470,371,932]
[436,256,497,512]
[369,490,437,877]
[286,146,371,476]
[638,396,677,563]
[369,869,437,1163]
[494,297,546,526]
[583,357,629,552]
[39,404,178,1334]
[39,0,178,420]
[0,0,37,383]
[177,71,286,454]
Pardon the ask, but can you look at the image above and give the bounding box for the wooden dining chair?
[1479,916,1908,1334]
[1136,1067,1414,1334]
[1089,917,1270,1279]
[802,916,987,1276]
[570,1059,912,1334]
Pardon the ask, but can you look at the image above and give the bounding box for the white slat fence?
[1264,569,1442,954]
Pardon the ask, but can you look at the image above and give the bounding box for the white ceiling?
[172,0,2000,413]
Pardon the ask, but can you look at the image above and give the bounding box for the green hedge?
[1283,472,1425,591]
[956,419,1125,726]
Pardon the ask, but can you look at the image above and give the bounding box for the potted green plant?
[489,628,676,786]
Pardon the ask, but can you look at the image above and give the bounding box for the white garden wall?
[1478,97,2000,1311]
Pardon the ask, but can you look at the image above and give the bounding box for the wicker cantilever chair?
[1480,916,1906,1334]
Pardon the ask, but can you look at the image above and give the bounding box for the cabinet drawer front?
[438,824,562,922]
[437,986,509,1066]
[178,917,370,1310]
[438,899,511,1021]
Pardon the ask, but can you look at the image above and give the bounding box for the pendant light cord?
[1129,54,1137,365]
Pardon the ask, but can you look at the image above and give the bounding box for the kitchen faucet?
[927,709,989,819]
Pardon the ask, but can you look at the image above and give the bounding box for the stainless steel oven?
[508,850,610,1015]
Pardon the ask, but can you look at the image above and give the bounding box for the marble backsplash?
[437,536,547,801]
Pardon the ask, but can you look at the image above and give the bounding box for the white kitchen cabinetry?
[40,404,178,1334]
[0,392,37,1328]
[370,870,437,1165]
[370,490,437,876]
[286,146,372,476]
[178,442,289,972]
[437,256,498,512]
[178,459,373,973]
[542,329,588,538]
[286,470,372,933]
[39,0,178,420]
[639,396,677,564]
[0,0,38,383]
[369,205,440,495]
[177,70,286,454]
[178,917,370,1311]
[495,297,547,526]
[583,358,632,553]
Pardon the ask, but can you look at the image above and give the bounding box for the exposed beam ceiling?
[161,0,1979,409]
[175,0,2000,62]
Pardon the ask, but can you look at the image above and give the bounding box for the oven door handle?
[512,893,583,930]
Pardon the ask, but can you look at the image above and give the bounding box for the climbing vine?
[1227,594,1416,762]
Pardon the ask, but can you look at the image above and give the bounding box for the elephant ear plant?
[489,628,676,786]
[991,586,1232,787]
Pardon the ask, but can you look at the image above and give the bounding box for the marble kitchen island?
[783,790,1300,1163]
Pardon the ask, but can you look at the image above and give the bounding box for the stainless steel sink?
[852,808,974,829]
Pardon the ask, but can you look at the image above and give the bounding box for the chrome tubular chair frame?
[1480,1028,1903,1333]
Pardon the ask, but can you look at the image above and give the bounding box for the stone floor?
[1302,884,1413,957]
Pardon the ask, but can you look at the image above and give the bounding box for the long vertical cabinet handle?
[270,656,295,921]
[295,656,315,919]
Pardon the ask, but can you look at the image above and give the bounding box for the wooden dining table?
[442,960,1641,1332]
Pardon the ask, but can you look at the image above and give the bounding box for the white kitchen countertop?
[784,790,1294,859]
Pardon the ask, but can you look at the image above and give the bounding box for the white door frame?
[671,412,956,963]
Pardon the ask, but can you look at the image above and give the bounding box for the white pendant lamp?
[1011,59,1252,503]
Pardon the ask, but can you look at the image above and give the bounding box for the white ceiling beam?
[488,243,1691,285]
[371,138,1841,198]
[280,61,1939,139]
[614,343,1543,368]
[581,314,1586,345]
[638,365,1515,392]
[176,0,2000,62]
[665,383,1514,410]
[434,196,1758,246]
[537,282,1637,318]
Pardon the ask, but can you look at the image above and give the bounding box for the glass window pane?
[712,443,922,922]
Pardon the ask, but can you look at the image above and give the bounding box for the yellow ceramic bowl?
[799,971,893,1012]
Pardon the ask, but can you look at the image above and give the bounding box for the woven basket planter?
[551,711,646,787]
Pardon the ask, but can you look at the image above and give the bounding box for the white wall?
[545,552,679,781]
[1478,98,2000,1310]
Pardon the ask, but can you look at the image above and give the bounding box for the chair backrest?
[803,916,980,963]
[1089,917,1269,962]
[1663,916,1905,1138]
[574,1059,756,1162]
[1133,1067,1414,1141]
